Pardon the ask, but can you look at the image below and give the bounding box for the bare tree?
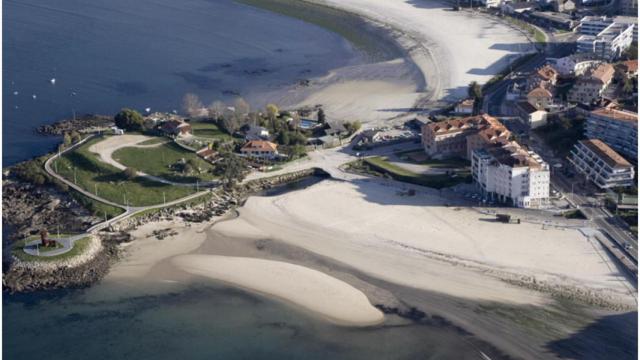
[247,112,260,127]
[234,97,250,117]
[182,93,204,117]
[222,114,240,135]
[290,111,301,130]
[208,100,226,119]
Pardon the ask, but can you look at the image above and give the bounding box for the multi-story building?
[422,114,511,160]
[527,64,559,91]
[567,63,614,104]
[585,107,638,160]
[472,142,550,208]
[569,139,635,189]
[577,17,636,60]
[579,16,637,42]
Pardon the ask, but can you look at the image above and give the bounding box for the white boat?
[50,78,56,84]
[32,94,37,99]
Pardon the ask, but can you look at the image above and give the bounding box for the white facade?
[472,146,550,208]
[569,140,635,189]
[577,19,636,60]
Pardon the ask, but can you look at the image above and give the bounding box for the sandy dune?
[214,180,636,307]
[171,254,385,326]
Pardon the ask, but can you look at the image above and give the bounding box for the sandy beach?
[172,254,384,326]
[214,180,636,308]
[261,0,535,125]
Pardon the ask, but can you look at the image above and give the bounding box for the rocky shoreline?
[36,114,114,136]
[3,167,329,293]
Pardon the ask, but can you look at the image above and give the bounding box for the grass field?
[12,236,93,263]
[395,150,470,168]
[113,141,217,183]
[138,137,169,146]
[52,137,197,207]
[361,156,471,189]
[190,121,234,140]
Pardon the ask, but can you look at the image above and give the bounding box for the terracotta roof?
[590,107,638,123]
[585,63,614,83]
[196,147,216,158]
[427,114,506,135]
[485,141,545,169]
[536,65,558,81]
[241,140,278,152]
[527,86,553,98]
[621,60,638,73]
[580,139,632,168]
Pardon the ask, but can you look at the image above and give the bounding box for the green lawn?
[113,141,217,183]
[395,150,470,168]
[363,156,471,189]
[68,189,125,219]
[12,236,93,263]
[52,137,198,207]
[138,137,169,146]
[190,121,233,140]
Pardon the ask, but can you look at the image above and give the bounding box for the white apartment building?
[472,142,550,208]
[577,17,636,61]
[579,16,638,42]
[569,139,635,189]
[585,107,638,160]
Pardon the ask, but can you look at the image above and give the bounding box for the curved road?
[40,134,214,256]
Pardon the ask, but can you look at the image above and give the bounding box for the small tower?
[40,229,49,246]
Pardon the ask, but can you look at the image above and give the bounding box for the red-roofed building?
[527,86,554,110]
[160,119,192,137]
[569,139,635,189]
[422,114,511,159]
[240,140,279,159]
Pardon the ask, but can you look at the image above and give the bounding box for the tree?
[266,103,279,129]
[222,113,240,135]
[467,81,483,115]
[622,44,638,60]
[317,108,326,124]
[234,97,250,116]
[183,93,204,117]
[123,167,138,179]
[215,152,249,190]
[622,76,635,96]
[278,131,290,145]
[70,131,82,143]
[63,132,72,146]
[115,108,144,131]
[208,100,226,120]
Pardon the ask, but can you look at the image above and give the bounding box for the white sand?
[214,180,636,307]
[317,0,534,100]
[106,220,207,280]
[171,254,385,326]
[267,0,534,125]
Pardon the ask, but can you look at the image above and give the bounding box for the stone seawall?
[3,236,118,293]
[3,168,328,293]
[113,168,328,232]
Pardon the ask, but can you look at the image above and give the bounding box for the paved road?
[38,135,214,256]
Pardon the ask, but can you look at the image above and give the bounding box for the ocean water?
[3,1,491,358]
[3,0,362,166]
[3,283,488,360]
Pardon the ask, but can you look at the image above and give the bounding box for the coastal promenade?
[41,135,213,255]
